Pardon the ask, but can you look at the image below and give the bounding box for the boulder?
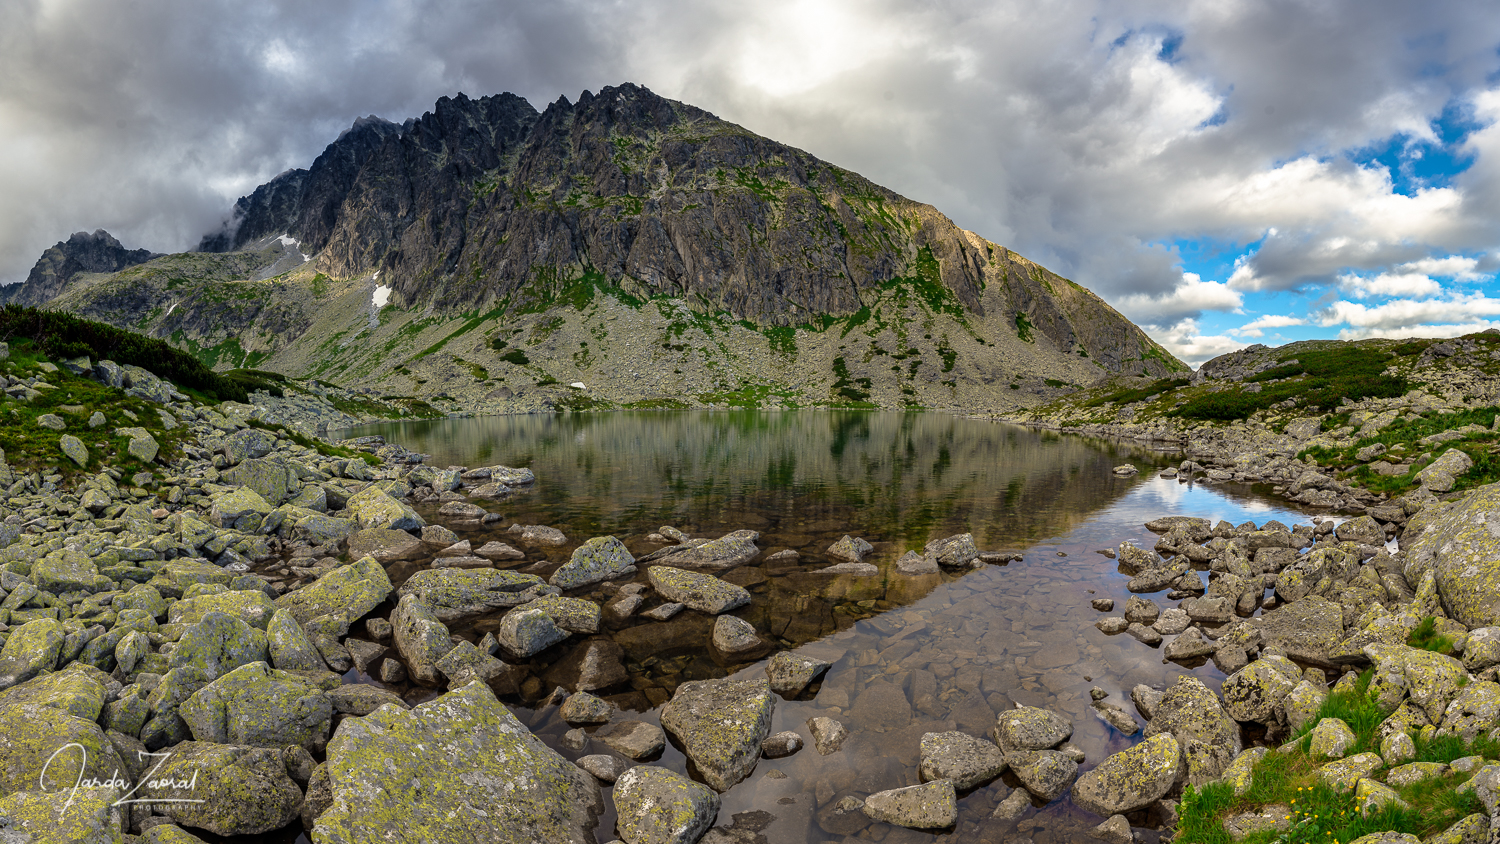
[1221,657,1300,722]
[180,662,332,751]
[397,568,543,623]
[1415,448,1473,492]
[765,652,831,697]
[345,485,425,531]
[917,731,1007,790]
[314,682,600,842]
[223,457,294,506]
[33,551,112,594]
[273,556,393,629]
[391,595,456,686]
[650,530,761,571]
[1364,643,1466,723]
[507,524,567,545]
[595,720,666,759]
[0,702,126,796]
[346,528,428,563]
[993,706,1072,753]
[647,566,751,614]
[924,534,979,567]
[1009,750,1078,801]
[209,487,273,532]
[141,742,296,835]
[170,589,276,630]
[549,536,636,590]
[1308,717,1357,758]
[1403,482,1500,627]
[559,692,616,724]
[0,663,109,721]
[0,618,65,688]
[266,609,327,672]
[827,535,874,563]
[660,677,776,791]
[861,779,957,829]
[1071,733,1182,816]
[712,615,764,656]
[613,766,720,844]
[497,607,570,658]
[524,595,602,634]
[1143,676,1241,785]
[1438,680,1500,741]
[0,787,126,841]
[808,716,849,755]
[168,612,269,681]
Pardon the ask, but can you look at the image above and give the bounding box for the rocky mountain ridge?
[2,83,1184,410]
[1,230,160,308]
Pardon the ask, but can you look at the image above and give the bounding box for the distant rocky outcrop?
[1,230,159,307]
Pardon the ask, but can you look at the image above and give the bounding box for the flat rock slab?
[647,567,751,614]
[862,779,957,829]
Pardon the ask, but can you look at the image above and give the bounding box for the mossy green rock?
[313,681,602,844]
[32,550,111,594]
[0,618,65,688]
[1308,717,1356,758]
[180,661,332,750]
[266,609,327,672]
[612,765,720,844]
[168,611,269,680]
[209,487,272,532]
[1364,642,1466,723]
[1437,679,1500,741]
[127,432,160,463]
[0,662,109,721]
[663,530,761,571]
[1071,732,1181,815]
[169,589,276,630]
[1221,657,1300,723]
[0,786,124,842]
[993,705,1073,752]
[59,434,88,468]
[549,536,636,590]
[646,566,750,614]
[660,677,775,792]
[496,607,569,658]
[0,702,126,797]
[1222,747,1268,795]
[114,584,169,619]
[1143,676,1242,785]
[164,560,235,590]
[273,556,392,628]
[140,824,211,844]
[1404,481,1500,628]
[140,741,303,835]
[344,486,425,531]
[1318,752,1384,793]
[396,568,541,624]
[1423,813,1488,844]
[223,457,294,506]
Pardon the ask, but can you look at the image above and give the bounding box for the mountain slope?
[5,84,1185,411]
[3,230,160,307]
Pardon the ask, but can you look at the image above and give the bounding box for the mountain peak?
[1,229,159,306]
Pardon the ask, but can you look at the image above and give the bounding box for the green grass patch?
[1407,616,1456,655]
[830,357,873,406]
[1299,405,1500,495]
[1084,377,1191,408]
[1015,312,1035,343]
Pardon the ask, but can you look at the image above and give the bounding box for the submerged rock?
[314,681,602,843]
[647,566,751,614]
[861,779,958,829]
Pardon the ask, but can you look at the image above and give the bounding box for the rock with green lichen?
[522,595,602,634]
[390,594,454,686]
[549,536,636,590]
[168,611,269,680]
[1363,642,1466,723]
[496,607,569,658]
[1008,750,1078,801]
[395,568,542,624]
[1404,482,1500,628]
[32,550,112,594]
[0,702,127,797]
[660,676,775,792]
[0,617,65,689]
[1307,717,1356,758]
[180,661,333,751]
[861,779,957,829]
[1143,676,1242,786]
[1221,747,1268,795]
[313,681,602,844]
[1437,680,1500,741]
[169,589,276,629]
[140,741,303,835]
[114,584,169,619]
[1423,813,1488,844]
[646,566,750,615]
[267,609,327,672]
[344,485,424,531]
[59,434,88,467]
[0,787,124,841]
[612,765,719,844]
[163,559,236,591]
[273,556,392,629]
[993,705,1073,752]
[1071,732,1181,815]
[0,662,110,721]
[1220,655,1300,723]
[917,731,1007,790]
[222,457,295,506]
[209,487,273,532]
[140,824,211,843]
[1318,752,1384,793]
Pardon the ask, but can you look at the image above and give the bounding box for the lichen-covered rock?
[391,595,454,686]
[168,611,269,681]
[1318,752,1384,793]
[1403,482,1500,627]
[652,529,761,571]
[550,536,636,590]
[917,731,1007,790]
[560,691,615,724]
[660,677,775,792]
[223,457,294,506]
[1308,717,1356,758]
[808,716,848,755]
[0,617,65,688]
[711,615,763,656]
[861,779,957,829]
[1422,813,1488,844]
[273,556,393,629]
[647,566,751,614]
[1438,680,1500,741]
[613,765,720,844]
[0,662,109,721]
[209,487,273,532]
[346,527,428,563]
[1364,643,1466,723]
[345,485,425,531]
[170,589,277,629]
[141,741,303,835]
[0,787,124,842]
[396,568,543,623]
[1072,733,1181,816]
[497,607,569,658]
[993,706,1072,752]
[314,682,602,843]
[1222,747,1268,795]
[1008,750,1078,801]
[180,662,333,751]
[1144,676,1242,785]
[58,434,88,467]
[924,534,979,568]
[1286,680,1328,732]
[765,652,831,697]
[827,535,874,563]
[1354,777,1408,816]
[523,595,602,634]
[1221,657,1300,723]
[1414,448,1473,492]
[0,702,126,796]
[1256,599,1346,665]
[33,550,112,594]
[267,609,327,672]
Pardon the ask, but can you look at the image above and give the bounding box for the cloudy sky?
[3,0,1499,364]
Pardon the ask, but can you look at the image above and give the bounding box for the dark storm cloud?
[3,0,1499,356]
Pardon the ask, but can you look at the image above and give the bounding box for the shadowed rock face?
[2,229,160,306]
[185,82,1177,375]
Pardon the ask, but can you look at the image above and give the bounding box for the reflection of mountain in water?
[345,410,1170,551]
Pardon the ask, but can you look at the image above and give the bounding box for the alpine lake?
[274,410,1318,844]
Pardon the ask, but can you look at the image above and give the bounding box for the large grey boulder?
[1403,482,1500,627]
[647,566,750,614]
[1221,655,1301,723]
[1071,733,1182,816]
[223,457,295,506]
[314,682,602,843]
[168,611,269,680]
[345,485,425,531]
[1144,676,1242,785]
[180,661,333,751]
[993,706,1072,752]
[613,766,720,844]
[497,607,570,658]
[660,677,776,791]
[391,595,455,686]
[266,609,327,672]
[397,568,543,623]
[712,615,764,656]
[650,530,761,571]
[1009,750,1078,801]
[924,533,979,567]
[861,779,958,829]
[346,527,428,563]
[918,731,1007,790]
[209,487,273,532]
[273,556,393,630]
[0,702,126,797]
[827,535,874,563]
[141,741,304,835]
[549,536,636,590]
[0,618,65,688]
